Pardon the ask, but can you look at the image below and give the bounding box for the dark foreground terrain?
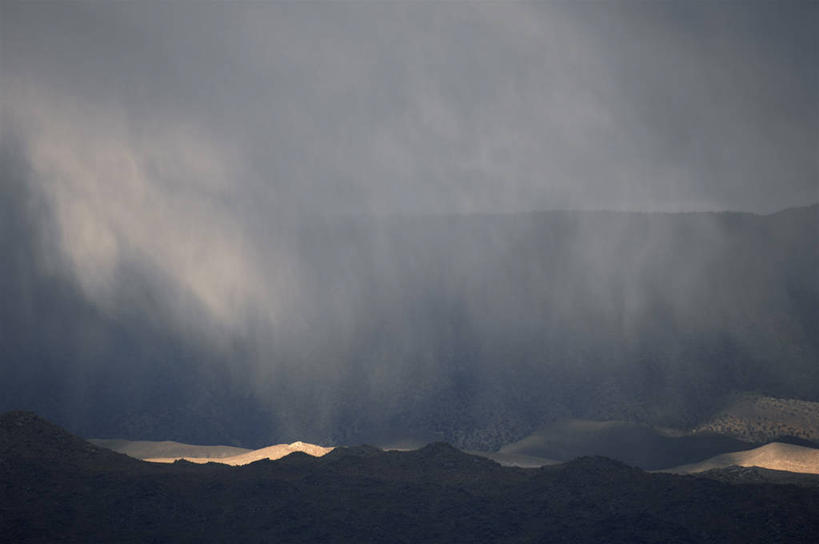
[2,412,818,543]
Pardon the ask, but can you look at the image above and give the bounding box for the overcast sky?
[1,0,817,330]
[3,0,816,214]
[1,1,818,445]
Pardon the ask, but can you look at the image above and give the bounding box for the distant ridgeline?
[1,174,817,452]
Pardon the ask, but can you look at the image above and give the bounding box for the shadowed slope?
[470,450,559,468]
[497,418,756,470]
[0,411,138,470]
[3,412,819,543]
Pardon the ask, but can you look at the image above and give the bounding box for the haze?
[1,1,816,449]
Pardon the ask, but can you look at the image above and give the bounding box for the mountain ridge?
[3,412,819,542]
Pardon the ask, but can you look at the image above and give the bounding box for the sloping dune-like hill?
[89,438,252,460]
[495,418,755,470]
[90,438,333,465]
[144,441,333,465]
[692,395,819,444]
[667,442,819,475]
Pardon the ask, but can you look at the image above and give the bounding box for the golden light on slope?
[667,442,819,475]
[144,441,334,465]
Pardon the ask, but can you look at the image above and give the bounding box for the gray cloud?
[1,1,817,447]
[4,1,815,214]
[3,0,815,326]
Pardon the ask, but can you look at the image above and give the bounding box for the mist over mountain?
[2,138,816,449]
[1,1,817,454]
[3,4,818,541]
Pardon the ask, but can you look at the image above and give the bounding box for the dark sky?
[1,1,817,446]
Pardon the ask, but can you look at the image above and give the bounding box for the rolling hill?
[667,442,819,475]
[3,411,819,543]
[692,394,819,444]
[494,418,757,470]
[143,441,333,465]
[89,438,252,460]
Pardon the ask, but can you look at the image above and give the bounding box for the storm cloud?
[1,1,817,447]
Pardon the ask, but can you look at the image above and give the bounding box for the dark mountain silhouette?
[2,412,819,543]
[694,465,819,487]
[0,411,138,471]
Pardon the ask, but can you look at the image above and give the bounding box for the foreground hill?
[668,442,819,475]
[2,412,819,543]
[0,411,139,471]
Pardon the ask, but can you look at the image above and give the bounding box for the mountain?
[495,418,757,470]
[88,420,819,473]
[470,450,559,468]
[101,434,553,468]
[692,465,819,487]
[90,437,331,465]
[89,438,252,460]
[692,394,819,444]
[667,442,819,475]
[2,412,819,543]
[3,150,817,451]
[143,441,333,465]
[0,411,138,471]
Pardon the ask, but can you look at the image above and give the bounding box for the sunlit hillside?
[144,441,333,465]
[94,438,333,465]
[667,442,819,475]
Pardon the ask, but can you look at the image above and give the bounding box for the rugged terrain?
[3,411,819,543]
[692,394,819,444]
